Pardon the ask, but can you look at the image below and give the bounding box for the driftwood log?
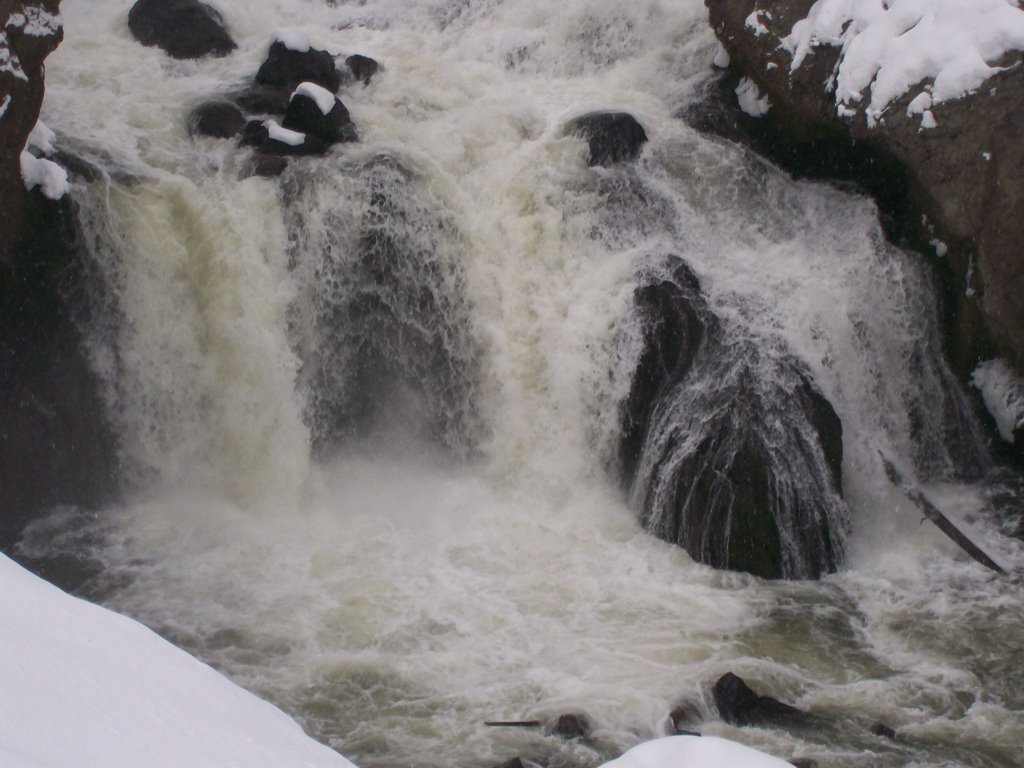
[881,454,1006,575]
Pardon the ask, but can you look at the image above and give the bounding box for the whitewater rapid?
[18,0,1024,766]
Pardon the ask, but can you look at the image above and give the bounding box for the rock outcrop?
[255,40,341,94]
[704,0,1024,375]
[0,0,63,254]
[0,2,117,550]
[128,0,236,60]
[622,258,846,580]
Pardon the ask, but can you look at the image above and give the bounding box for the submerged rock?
[713,673,810,727]
[128,0,236,59]
[621,258,846,580]
[565,111,648,167]
[346,54,379,85]
[550,713,591,739]
[255,41,342,94]
[189,101,245,139]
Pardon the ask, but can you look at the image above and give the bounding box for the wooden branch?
[881,454,1006,575]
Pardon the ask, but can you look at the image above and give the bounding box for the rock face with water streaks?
[622,259,846,580]
[704,0,1024,375]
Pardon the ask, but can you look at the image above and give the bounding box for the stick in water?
[880,453,1006,575]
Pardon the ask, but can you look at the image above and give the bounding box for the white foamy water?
[19,0,1024,766]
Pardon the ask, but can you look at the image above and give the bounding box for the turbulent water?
[17,0,1024,766]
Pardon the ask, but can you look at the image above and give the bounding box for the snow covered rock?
[599,735,793,768]
[0,553,357,768]
[127,0,236,60]
[705,0,1024,377]
[564,111,648,166]
[283,82,357,145]
[255,39,342,95]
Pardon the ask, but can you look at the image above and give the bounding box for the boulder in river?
[255,40,342,94]
[346,54,379,86]
[713,673,811,727]
[565,111,648,167]
[189,101,246,139]
[282,83,358,145]
[128,0,236,59]
[550,713,591,739]
[622,258,846,580]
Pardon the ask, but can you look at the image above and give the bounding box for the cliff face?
[1,0,63,256]
[705,0,1024,376]
[0,1,117,550]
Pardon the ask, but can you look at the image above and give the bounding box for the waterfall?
[15,1,1023,766]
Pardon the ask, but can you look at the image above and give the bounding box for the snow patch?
[713,43,730,68]
[745,9,771,37]
[6,7,62,37]
[782,0,1024,127]
[919,109,937,129]
[736,76,771,116]
[972,359,1024,443]
[26,119,56,154]
[600,736,793,768]
[20,150,68,199]
[0,31,27,80]
[0,554,356,768]
[292,81,337,114]
[271,28,311,52]
[265,119,306,146]
[929,238,947,257]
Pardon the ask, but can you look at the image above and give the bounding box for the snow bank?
[265,118,306,145]
[0,554,356,768]
[599,736,793,768]
[783,0,1024,127]
[736,76,771,116]
[972,359,1024,443]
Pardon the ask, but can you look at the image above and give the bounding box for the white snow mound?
[0,553,357,768]
[782,0,1024,127]
[20,150,68,199]
[272,28,311,52]
[292,81,337,115]
[599,735,793,768]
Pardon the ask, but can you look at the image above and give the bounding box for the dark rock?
[789,760,819,768]
[668,703,695,733]
[0,191,119,551]
[346,54,379,85]
[870,722,897,741]
[0,0,64,255]
[550,713,591,739]
[234,86,291,116]
[189,101,245,139]
[495,759,524,768]
[713,673,811,728]
[565,111,648,166]
[282,86,358,145]
[246,154,289,179]
[622,258,846,580]
[255,41,341,94]
[706,0,1024,376]
[127,0,236,59]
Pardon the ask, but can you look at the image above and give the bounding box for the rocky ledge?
[703,0,1024,377]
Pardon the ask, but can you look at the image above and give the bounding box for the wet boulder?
[282,83,358,145]
[565,111,648,166]
[622,258,846,580]
[346,54,379,85]
[713,673,810,727]
[255,40,341,94]
[127,0,236,59]
[189,101,245,139]
[234,86,292,117]
[550,713,591,739]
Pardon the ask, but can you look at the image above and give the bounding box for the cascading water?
[15,0,1024,767]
